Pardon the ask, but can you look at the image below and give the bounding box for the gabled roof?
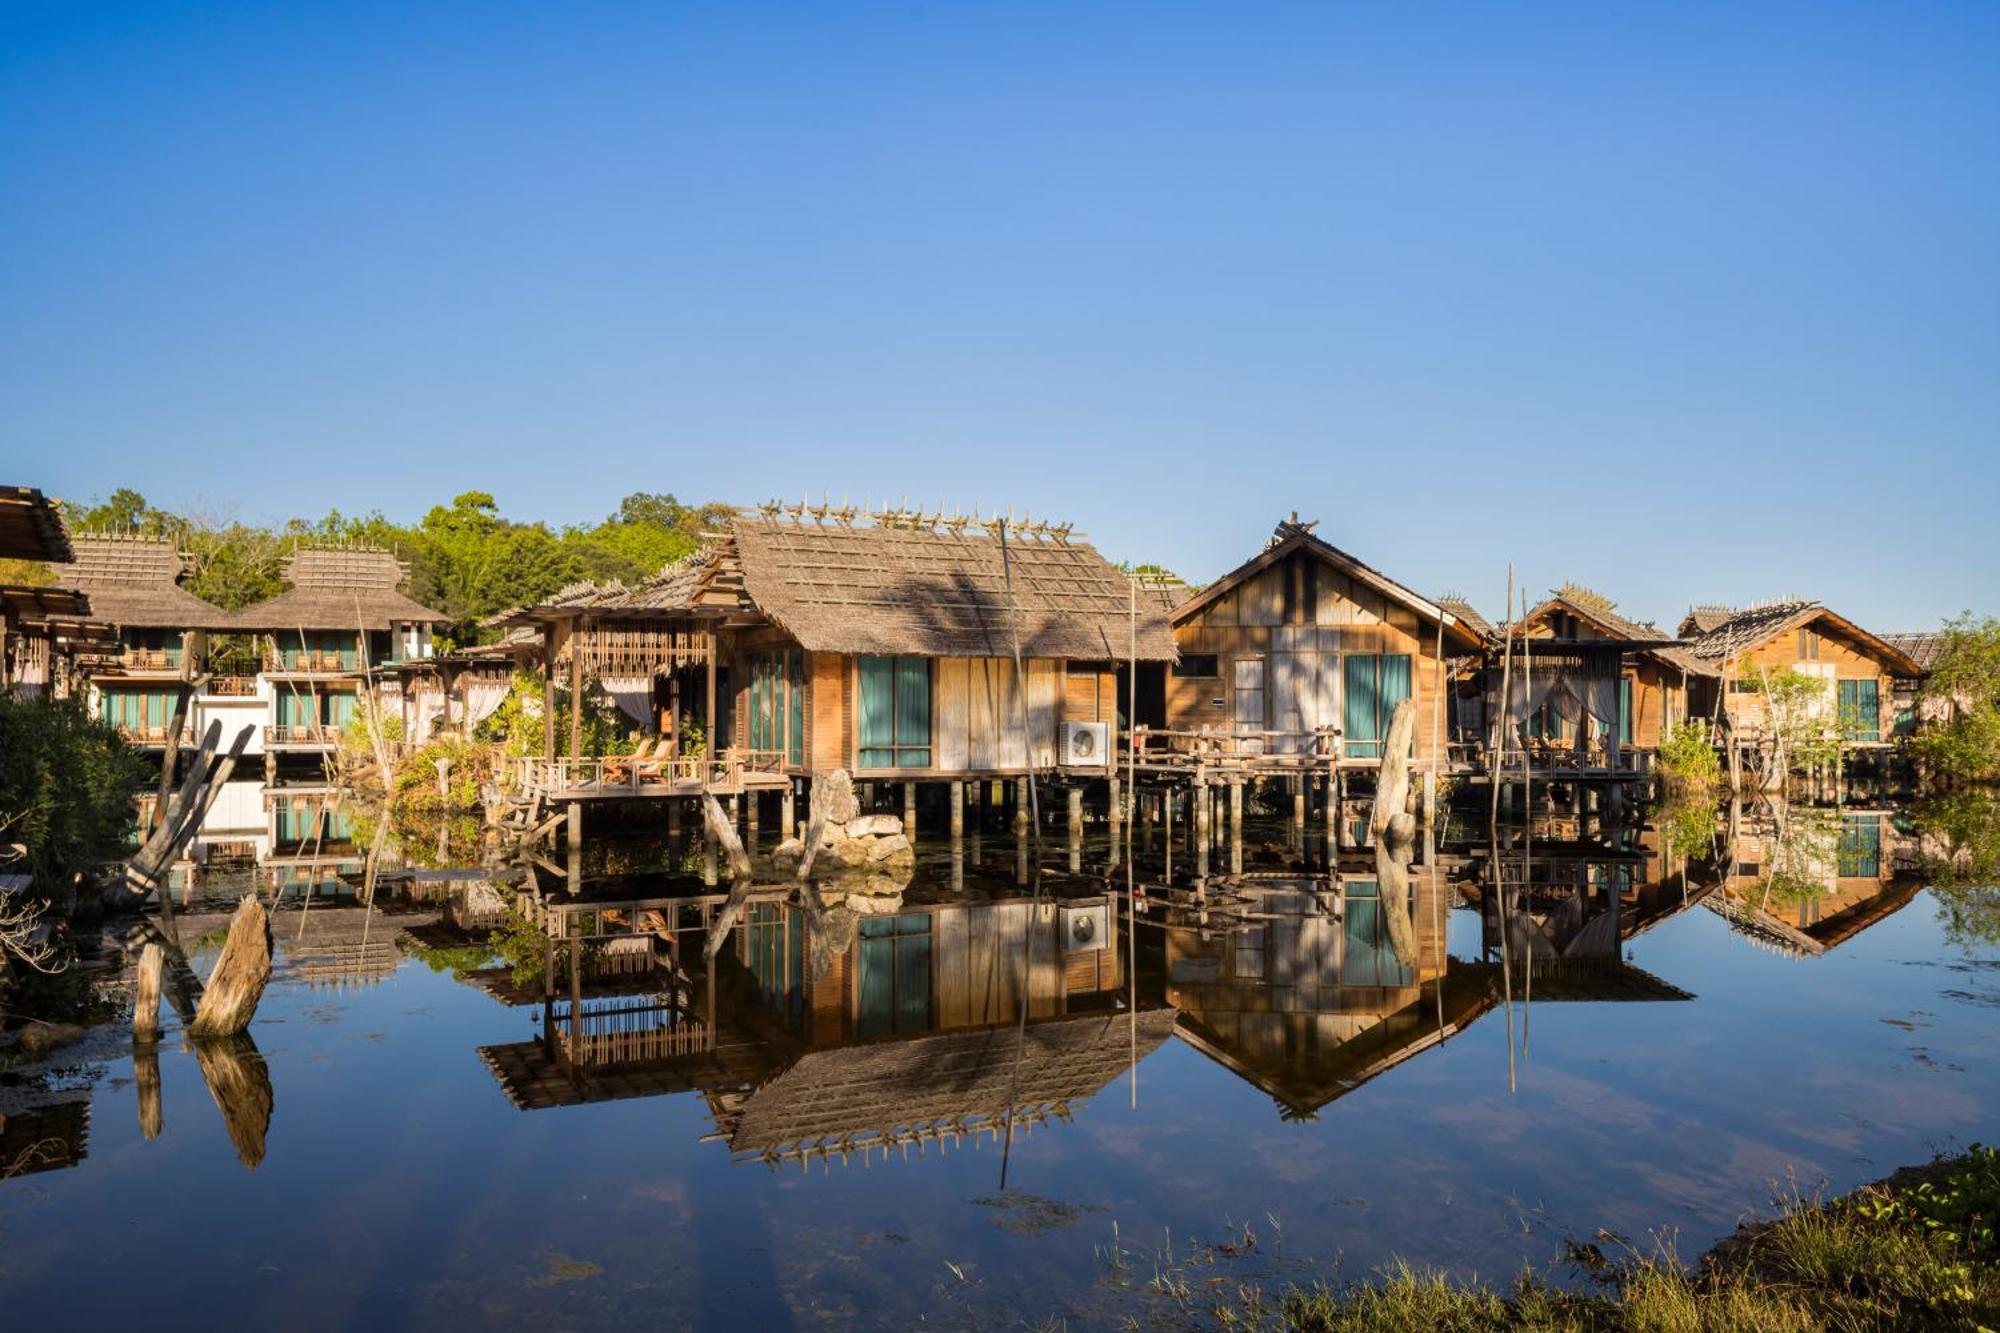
[1171,518,1486,651]
[0,486,73,564]
[1681,600,1921,675]
[706,510,1177,660]
[1518,588,1718,678]
[230,545,445,632]
[0,585,92,623]
[53,534,232,630]
[1435,594,1495,641]
[488,549,716,627]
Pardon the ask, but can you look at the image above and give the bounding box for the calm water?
[2,789,1996,1330]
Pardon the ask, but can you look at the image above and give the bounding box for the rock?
[845,814,903,839]
[817,769,860,826]
[867,833,911,862]
[831,837,871,868]
[845,890,907,915]
[17,1021,87,1059]
[772,837,805,867]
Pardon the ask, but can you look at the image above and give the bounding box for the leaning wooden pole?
[189,896,273,1039]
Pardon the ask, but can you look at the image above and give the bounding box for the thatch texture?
[719,515,1177,659]
[0,486,72,564]
[1434,594,1495,642]
[1883,631,1946,673]
[1681,600,1920,675]
[54,534,231,629]
[231,544,444,631]
[1518,589,1718,678]
[712,1009,1176,1157]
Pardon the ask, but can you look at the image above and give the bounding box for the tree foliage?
[1913,613,2000,786]
[0,696,147,890]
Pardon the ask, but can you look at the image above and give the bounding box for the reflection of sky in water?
[3,813,1997,1331]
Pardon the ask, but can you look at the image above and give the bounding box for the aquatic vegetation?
[1654,721,1722,795]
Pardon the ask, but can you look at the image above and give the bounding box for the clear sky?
[3,1,1995,631]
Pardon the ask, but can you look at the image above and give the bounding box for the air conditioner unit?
[1059,901,1112,953]
[1061,720,1109,768]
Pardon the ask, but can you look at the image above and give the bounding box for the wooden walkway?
[507,753,790,803]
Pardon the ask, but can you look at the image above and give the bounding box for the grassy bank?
[1127,1146,1998,1331]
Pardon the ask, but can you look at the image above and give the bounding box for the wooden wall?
[1169,554,1456,767]
[1720,618,1899,741]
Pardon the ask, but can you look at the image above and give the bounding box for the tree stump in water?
[135,1045,163,1141]
[189,896,272,1039]
[133,941,164,1043]
[194,1031,273,1168]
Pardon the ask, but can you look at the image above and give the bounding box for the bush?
[0,695,146,888]
[1656,721,1722,792]
[388,733,494,814]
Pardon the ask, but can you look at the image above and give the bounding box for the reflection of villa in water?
[476,883,1174,1170]
[1705,809,1921,957]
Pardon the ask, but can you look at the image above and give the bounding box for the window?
[1172,654,1219,678]
[857,913,932,1037]
[1836,678,1879,741]
[1342,653,1413,759]
[1341,880,1413,987]
[1837,815,1882,878]
[858,655,931,769]
[748,650,807,765]
[745,902,805,1024]
[1619,676,1634,746]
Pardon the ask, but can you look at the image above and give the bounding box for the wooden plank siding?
[1720,622,1899,742]
[1169,556,1457,768]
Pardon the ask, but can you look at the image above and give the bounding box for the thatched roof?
[0,486,72,564]
[1435,594,1495,642]
[712,1009,1176,1158]
[707,512,1177,659]
[1883,632,1946,674]
[231,545,445,631]
[0,584,92,624]
[1518,588,1718,678]
[1680,600,1920,675]
[53,534,231,630]
[1172,518,1487,652]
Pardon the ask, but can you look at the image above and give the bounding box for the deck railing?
[202,674,260,697]
[1129,725,1341,767]
[263,650,357,673]
[116,723,188,746]
[265,724,340,747]
[507,746,787,797]
[121,648,184,670]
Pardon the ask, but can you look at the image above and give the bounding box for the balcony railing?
[265,724,340,747]
[120,648,185,671]
[117,723,189,746]
[264,651,358,673]
[202,675,260,697]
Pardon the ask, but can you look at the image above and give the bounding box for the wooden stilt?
[903,781,917,839]
[949,780,965,837]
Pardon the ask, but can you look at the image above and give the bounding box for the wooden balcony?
[116,723,188,747]
[263,651,357,673]
[119,648,185,671]
[508,748,789,801]
[202,675,260,697]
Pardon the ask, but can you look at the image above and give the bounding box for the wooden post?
[1229,780,1244,841]
[949,781,965,837]
[903,781,917,839]
[1015,777,1031,833]
[781,784,797,840]
[542,623,557,759]
[1067,786,1083,846]
[189,896,272,1039]
[134,942,164,1043]
[566,801,582,849]
[703,632,717,779]
[1107,776,1122,830]
[569,616,585,761]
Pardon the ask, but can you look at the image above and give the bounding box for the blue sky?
[3,1,1995,630]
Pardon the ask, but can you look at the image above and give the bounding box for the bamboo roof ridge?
[54,533,232,629]
[0,485,74,564]
[712,505,1178,659]
[231,544,446,631]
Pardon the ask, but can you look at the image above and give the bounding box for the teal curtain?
[895,656,931,767]
[1341,879,1412,987]
[1343,654,1379,758]
[1838,679,1879,741]
[787,650,806,765]
[1343,654,1411,759]
[1838,816,1881,877]
[859,656,895,767]
[857,914,931,1036]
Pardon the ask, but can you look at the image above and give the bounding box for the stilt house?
[1158,517,1486,772]
[1679,600,1920,747]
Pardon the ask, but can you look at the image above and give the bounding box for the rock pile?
[773,769,915,887]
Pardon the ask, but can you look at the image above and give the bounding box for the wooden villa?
[493,504,1178,821]
[1678,600,1921,749]
[1151,517,1486,776]
[1704,808,1920,958]
[0,485,102,699]
[1504,584,1719,760]
[228,544,447,759]
[53,534,235,747]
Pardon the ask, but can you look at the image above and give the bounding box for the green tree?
[1912,614,2000,786]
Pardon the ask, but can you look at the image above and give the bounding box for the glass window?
[857,913,931,1037]
[1343,654,1413,759]
[1172,655,1219,678]
[858,656,931,769]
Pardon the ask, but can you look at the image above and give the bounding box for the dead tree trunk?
[1371,698,1419,848]
[189,896,272,1038]
[133,941,163,1043]
[194,1031,273,1169]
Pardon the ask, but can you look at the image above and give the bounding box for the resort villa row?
[42,533,450,769]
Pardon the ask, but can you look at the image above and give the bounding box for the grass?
[1117,1147,2000,1332]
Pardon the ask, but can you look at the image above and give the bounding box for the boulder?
[867,833,912,862]
[771,836,805,868]
[817,770,860,826]
[845,814,903,839]
[830,836,871,868]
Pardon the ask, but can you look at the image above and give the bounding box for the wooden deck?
[507,752,791,802]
